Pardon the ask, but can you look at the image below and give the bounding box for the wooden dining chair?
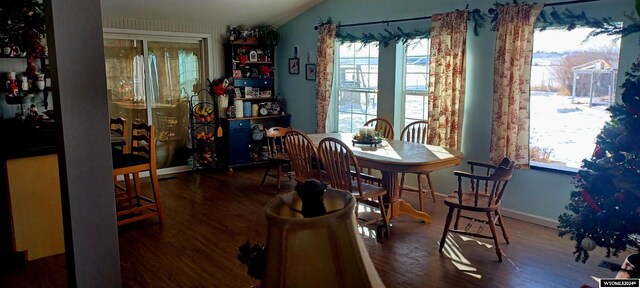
[363,117,394,139]
[438,158,515,262]
[112,122,163,226]
[261,127,293,191]
[110,117,128,153]
[317,137,390,240]
[399,120,433,211]
[283,129,327,183]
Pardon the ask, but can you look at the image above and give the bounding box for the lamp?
[262,188,385,288]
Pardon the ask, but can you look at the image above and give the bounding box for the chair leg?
[496,210,510,244]
[133,172,142,206]
[399,173,405,197]
[416,173,424,212]
[261,163,271,185]
[123,173,133,207]
[486,212,502,262]
[439,206,455,253]
[149,168,164,224]
[426,173,436,203]
[378,195,390,237]
[276,163,282,191]
[453,208,462,230]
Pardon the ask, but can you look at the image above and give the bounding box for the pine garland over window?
[321,8,486,47]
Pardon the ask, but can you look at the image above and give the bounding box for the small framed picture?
[252,88,260,98]
[249,50,258,62]
[233,70,242,78]
[305,64,317,81]
[289,58,300,74]
[260,90,272,98]
[244,86,253,98]
[234,88,242,98]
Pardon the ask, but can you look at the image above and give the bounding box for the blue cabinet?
[220,115,291,168]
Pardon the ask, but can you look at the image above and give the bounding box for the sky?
[533,27,621,53]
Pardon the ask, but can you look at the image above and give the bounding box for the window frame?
[401,38,431,128]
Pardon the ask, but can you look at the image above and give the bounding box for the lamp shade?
[262,189,385,288]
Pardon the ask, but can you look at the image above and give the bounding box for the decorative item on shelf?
[234,88,242,99]
[226,105,236,118]
[0,1,46,57]
[252,104,259,117]
[243,102,252,118]
[249,50,258,62]
[252,88,260,98]
[233,70,242,78]
[244,87,253,98]
[260,65,271,78]
[259,91,271,98]
[234,99,244,118]
[251,124,264,141]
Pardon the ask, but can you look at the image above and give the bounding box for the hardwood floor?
[0,166,622,287]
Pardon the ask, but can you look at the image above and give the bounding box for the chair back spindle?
[364,118,394,139]
[400,120,429,145]
[283,129,320,182]
[317,138,363,195]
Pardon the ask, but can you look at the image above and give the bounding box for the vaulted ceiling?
[100,0,323,27]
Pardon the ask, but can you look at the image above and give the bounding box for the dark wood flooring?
[0,166,624,287]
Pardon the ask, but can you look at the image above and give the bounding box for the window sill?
[530,161,578,176]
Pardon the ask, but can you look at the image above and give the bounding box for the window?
[402,38,430,127]
[335,42,379,133]
[529,27,620,170]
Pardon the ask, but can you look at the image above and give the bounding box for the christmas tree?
[558,57,640,263]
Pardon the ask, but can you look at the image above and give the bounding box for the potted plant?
[256,26,280,47]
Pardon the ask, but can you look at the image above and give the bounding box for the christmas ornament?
[602,125,625,139]
[592,145,604,159]
[571,214,583,226]
[581,237,597,251]
[614,192,626,202]
[616,134,636,152]
[579,189,603,212]
[613,152,627,164]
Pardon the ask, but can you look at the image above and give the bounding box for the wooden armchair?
[438,158,515,262]
[317,137,390,240]
[261,127,292,191]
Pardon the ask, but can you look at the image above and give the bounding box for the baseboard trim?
[428,189,559,229]
[115,165,191,181]
[498,207,558,229]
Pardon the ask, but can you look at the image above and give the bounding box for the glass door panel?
[104,39,146,149]
[147,41,202,168]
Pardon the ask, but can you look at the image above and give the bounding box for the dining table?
[307,133,463,223]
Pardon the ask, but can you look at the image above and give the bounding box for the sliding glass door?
[104,35,205,169]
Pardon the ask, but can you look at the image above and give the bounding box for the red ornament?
[260,65,270,77]
[239,55,248,65]
[579,189,603,212]
[614,192,626,202]
[212,84,225,96]
[592,146,604,159]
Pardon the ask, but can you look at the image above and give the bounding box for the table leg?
[381,171,431,223]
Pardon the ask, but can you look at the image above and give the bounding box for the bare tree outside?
[548,47,620,96]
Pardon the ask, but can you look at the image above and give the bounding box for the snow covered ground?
[530,91,610,168]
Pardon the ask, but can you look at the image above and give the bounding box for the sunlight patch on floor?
[459,235,493,249]
[440,233,482,279]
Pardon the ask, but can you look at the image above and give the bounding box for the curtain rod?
[314,0,602,30]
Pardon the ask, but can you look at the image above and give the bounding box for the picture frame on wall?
[305,64,316,81]
[289,58,300,74]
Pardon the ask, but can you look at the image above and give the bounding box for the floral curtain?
[315,23,336,133]
[489,3,543,168]
[426,10,469,150]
